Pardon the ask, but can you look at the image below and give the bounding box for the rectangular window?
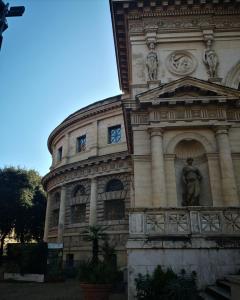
[51,209,59,227]
[104,200,125,220]
[57,147,63,162]
[76,135,86,152]
[108,125,121,144]
[71,204,86,223]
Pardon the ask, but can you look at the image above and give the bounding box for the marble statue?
[203,40,218,78]
[146,42,158,81]
[182,158,202,206]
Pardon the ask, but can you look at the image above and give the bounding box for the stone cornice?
[42,151,131,191]
[127,8,240,19]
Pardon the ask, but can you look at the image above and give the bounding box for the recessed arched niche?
[174,139,212,207]
[225,61,240,89]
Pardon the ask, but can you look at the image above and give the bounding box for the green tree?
[30,187,47,242]
[0,167,29,262]
[0,167,47,263]
[14,169,46,244]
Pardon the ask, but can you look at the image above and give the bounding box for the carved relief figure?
[171,54,192,74]
[167,51,197,76]
[203,40,218,78]
[182,158,202,206]
[146,42,158,81]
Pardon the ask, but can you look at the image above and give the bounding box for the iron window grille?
[71,204,86,223]
[104,199,125,220]
[76,135,86,152]
[108,125,121,144]
[51,209,59,227]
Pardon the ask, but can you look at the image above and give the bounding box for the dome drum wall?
[43,96,132,267]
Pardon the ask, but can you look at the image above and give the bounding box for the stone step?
[199,291,216,300]
[206,285,231,300]
[217,279,231,292]
[110,294,127,300]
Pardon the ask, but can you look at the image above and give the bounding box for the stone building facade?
[44,0,240,298]
[42,96,132,266]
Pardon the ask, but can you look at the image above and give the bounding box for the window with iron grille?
[72,185,85,197]
[106,179,124,192]
[51,209,59,227]
[76,135,86,152]
[57,147,63,161]
[108,125,121,144]
[104,199,125,220]
[71,204,86,223]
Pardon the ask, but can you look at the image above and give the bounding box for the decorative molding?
[127,8,240,20]
[129,208,240,237]
[43,152,132,191]
[129,15,240,34]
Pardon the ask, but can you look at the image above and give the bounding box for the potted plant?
[79,225,120,300]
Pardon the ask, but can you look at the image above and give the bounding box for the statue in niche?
[182,158,202,206]
[146,42,158,81]
[203,40,219,78]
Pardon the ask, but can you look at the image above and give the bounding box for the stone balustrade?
[129,207,240,237]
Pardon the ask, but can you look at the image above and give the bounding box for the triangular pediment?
[136,77,240,105]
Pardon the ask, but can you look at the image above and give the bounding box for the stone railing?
[129,207,240,236]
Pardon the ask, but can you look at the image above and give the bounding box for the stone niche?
[174,139,212,207]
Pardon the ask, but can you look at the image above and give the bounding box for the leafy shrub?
[63,266,78,279]
[78,260,120,284]
[6,242,47,274]
[135,266,200,300]
[46,262,65,282]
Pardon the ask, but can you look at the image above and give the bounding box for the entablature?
[131,107,240,126]
[42,151,132,192]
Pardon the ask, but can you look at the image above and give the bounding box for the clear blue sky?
[0,0,121,176]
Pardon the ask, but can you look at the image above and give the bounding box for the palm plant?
[83,225,107,264]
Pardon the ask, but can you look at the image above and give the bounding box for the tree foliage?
[0,167,47,262]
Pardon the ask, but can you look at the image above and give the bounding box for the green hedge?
[6,242,48,274]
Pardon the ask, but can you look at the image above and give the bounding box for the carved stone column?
[150,128,167,207]
[215,127,239,206]
[89,177,97,225]
[43,194,51,242]
[57,185,67,243]
[165,154,177,206]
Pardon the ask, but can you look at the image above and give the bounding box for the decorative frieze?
[129,208,240,236]
[129,15,240,34]
[131,107,240,125]
[44,153,131,191]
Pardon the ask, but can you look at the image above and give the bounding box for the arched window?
[71,204,86,223]
[51,192,60,227]
[72,185,85,197]
[71,184,86,224]
[104,179,125,220]
[105,179,124,192]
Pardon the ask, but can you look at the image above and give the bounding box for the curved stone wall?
[43,95,132,266]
